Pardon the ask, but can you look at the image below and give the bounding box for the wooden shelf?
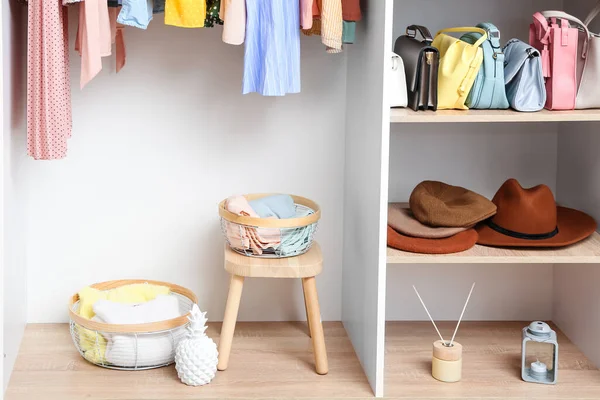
[5,322,372,400]
[387,231,600,264]
[385,321,600,399]
[390,108,600,123]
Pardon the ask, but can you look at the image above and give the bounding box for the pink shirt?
[27,0,72,160]
[75,0,112,88]
[300,0,313,30]
[220,0,246,45]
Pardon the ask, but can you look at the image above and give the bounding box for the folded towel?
[92,315,177,368]
[249,194,296,219]
[93,295,182,367]
[93,294,180,324]
[76,283,170,364]
[78,283,171,319]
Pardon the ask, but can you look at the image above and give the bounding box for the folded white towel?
[93,294,181,324]
[93,295,183,368]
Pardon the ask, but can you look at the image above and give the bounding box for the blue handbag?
[503,39,546,112]
[460,23,509,109]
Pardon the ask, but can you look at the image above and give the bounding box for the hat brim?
[388,204,471,239]
[387,225,478,254]
[476,206,597,248]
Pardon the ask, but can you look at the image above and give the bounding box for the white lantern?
[521,321,558,384]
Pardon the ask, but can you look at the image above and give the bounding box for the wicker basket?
[69,280,197,370]
[219,194,320,258]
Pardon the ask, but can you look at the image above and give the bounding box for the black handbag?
[393,26,439,111]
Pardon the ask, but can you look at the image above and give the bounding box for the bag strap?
[531,12,551,77]
[478,22,502,51]
[541,10,591,57]
[541,10,590,35]
[406,25,433,43]
[584,0,600,25]
[532,12,551,44]
[436,27,488,47]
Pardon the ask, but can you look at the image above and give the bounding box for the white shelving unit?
[387,232,600,264]
[343,0,600,397]
[390,108,600,123]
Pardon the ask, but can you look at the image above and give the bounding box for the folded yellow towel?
[77,283,171,364]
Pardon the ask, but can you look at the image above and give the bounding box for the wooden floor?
[385,321,600,399]
[9,321,600,399]
[6,322,373,400]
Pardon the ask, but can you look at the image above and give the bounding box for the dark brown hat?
[476,179,597,247]
[387,225,478,254]
[410,181,497,228]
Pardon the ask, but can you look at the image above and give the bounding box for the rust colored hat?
[387,225,478,254]
[476,179,597,248]
[388,203,470,239]
[410,181,497,228]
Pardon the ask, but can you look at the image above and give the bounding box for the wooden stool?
[217,242,328,375]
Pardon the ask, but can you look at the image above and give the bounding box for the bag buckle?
[425,52,433,65]
[492,51,504,60]
[526,48,536,59]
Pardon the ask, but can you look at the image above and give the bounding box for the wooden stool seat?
[218,241,328,375]
[224,242,323,278]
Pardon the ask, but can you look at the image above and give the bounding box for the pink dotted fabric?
[27,0,72,160]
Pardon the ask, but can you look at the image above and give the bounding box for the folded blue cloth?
[249,194,296,219]
[278,209,316,255]
[118,0,153,29]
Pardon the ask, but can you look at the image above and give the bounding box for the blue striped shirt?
[242,0,301,96]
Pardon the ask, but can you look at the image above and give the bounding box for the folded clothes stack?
[224,194,315,256]
[75,283,181,366]
[387,179,597,254]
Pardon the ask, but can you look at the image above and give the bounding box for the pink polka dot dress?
[27,0,72,160]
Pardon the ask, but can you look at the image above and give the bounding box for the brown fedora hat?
[410,181,497,228]
[388,203,470,239]
[476,179,597,248]
[387,225,478,254]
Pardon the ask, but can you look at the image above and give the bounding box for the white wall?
[2,0,28,391]
[386,0,563,321]
[392,0,562,42]
[26,13,348,323]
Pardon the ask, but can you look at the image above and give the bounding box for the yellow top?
[165,0,206,28]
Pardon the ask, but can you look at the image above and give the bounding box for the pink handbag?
[530,11,582,110]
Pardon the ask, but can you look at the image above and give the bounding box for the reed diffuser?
[413,283,475,383]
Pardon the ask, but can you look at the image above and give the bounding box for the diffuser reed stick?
[412,285,445,343]
[449,282,475,346]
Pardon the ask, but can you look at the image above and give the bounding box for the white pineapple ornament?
[175,304,218,386]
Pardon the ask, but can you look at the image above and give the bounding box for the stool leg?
[302,283,312,338]
[302,276,328,375]
[218,274,244,371]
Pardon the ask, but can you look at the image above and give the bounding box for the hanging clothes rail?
[22,0,361,160]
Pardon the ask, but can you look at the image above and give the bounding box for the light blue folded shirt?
[249,194,296,219]
[118,0,153,29]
